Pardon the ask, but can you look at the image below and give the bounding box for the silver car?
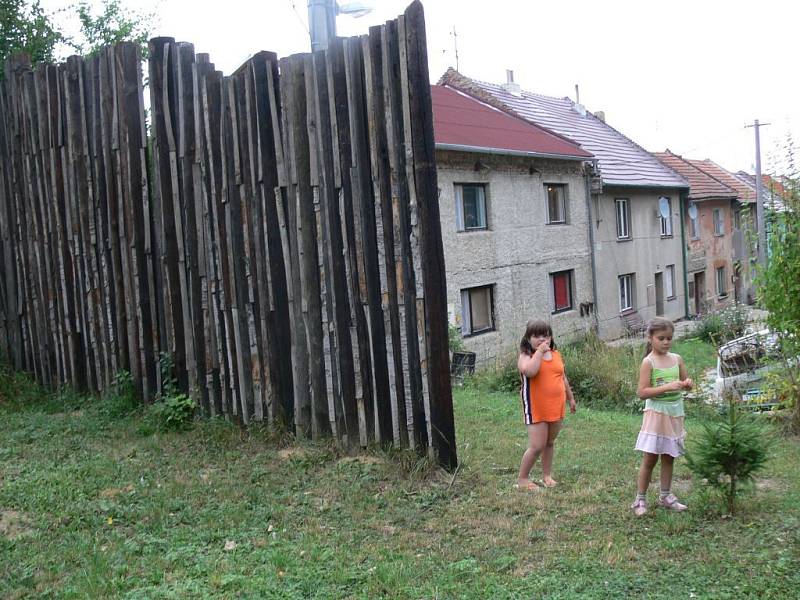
[712,329,781,408]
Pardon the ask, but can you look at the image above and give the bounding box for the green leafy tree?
[757,141,800,429]
[0,0,63,72]
[72,0,153,58]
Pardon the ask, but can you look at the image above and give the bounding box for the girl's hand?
[667,380,684,391]
[569,397,577,413]
[682,378,694,390]
[536,340,550,354]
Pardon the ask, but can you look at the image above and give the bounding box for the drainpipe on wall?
[679,191,690,319]
[583,164,601,333]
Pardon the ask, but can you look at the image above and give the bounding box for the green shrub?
[464,352,519,393]
[686,393,772,515]
[146,352,197,431]
[101,370,139,418]
[560,333,642,411]
[448,323,465,353]
[147,392,196,431]
[694,303,748,344]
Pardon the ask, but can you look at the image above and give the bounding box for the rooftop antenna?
[575,84,580,105]
[451,26,459,71]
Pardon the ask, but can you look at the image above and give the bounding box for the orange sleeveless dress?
[519,350,566,425]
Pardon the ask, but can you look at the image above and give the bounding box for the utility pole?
[746,119,770,268]
[308,1,372,51]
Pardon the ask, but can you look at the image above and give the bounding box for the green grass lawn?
[1,370,798,598]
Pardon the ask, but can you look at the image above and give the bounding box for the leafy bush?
[694,303,748,344]
[146,352,196,431]
[464,352,519,393]
[686,393,772,515]
[448,323,465,353]
[560,333,642,411]
[101,370,139,418]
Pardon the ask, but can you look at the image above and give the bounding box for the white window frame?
[716,266,727,297]
[665,264,676,299]
[713,208,724,236]
[619,273,635,312]
[615,198,630,239]
[544,183,567,225]
[660,197,673,237]
[460,285,495,336]
[455,183,488,232]
[550,269,574,313]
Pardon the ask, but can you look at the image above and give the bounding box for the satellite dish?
[658,196,671,218]
[688,203,698,219]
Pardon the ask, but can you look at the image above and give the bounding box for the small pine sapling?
[687,393,772,514]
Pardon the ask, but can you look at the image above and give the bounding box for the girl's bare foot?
[542,476,558,487]
[514,478,539,491]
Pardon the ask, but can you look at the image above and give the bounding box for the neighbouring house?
[431,85,595,364]
[689,159,759,304]
[439,69,689,339]
[654,151,738,314]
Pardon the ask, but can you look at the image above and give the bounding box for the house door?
[654,272,664,316]
[694,272,705,315]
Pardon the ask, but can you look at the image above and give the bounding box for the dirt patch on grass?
[755,478,785,492]
[99,485,135,498]
[338,455,384,466]
[0,509,34,540]
[278,447,308,460]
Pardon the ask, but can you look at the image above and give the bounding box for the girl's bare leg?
[541,420,563,486]
[660,454,674,491]
[637,452,659,494]
[518,422,548,487]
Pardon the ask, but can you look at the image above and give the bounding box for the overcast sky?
[43,0,799,175]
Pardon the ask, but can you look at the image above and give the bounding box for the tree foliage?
[686,394,772,515]
[72,0,153,58]
[757,141,800,428]
[0,0,63,71]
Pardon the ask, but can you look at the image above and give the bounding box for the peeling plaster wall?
[686,198,736,313]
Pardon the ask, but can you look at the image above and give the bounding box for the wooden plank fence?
[0,1,456,469]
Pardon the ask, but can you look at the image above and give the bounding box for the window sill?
[620,308,636,315]
[616,237,632,242]
[551,307,574,315]
[667,295,677,301]
[463,328,496,338]
[457,228,490,234]
[660,234,674,239]
[546,221,568,226]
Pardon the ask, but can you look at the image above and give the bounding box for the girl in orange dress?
[516,320,576,491]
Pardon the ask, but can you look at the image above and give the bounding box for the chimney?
[594,110,605,122]
[502,69,521,95]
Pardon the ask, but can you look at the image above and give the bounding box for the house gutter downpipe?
[584,163,601,334]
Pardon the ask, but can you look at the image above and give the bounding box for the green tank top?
[650,355,681,402]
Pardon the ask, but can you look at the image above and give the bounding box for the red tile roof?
[431,85,592,160]
[690,159,756,202]
[653,151,736,201]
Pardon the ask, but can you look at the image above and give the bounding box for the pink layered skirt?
[634,398,685,457]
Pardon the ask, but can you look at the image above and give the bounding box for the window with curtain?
[460,285,494,335]
[545,184,567,224]
[619,273,635,312]
[455,184,487,231]
[550,270,574,313]
[615,198,630,239]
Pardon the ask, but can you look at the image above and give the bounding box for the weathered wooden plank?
[397,14,430,453]
[364,26,405,445]
[259,57,295,426]
[117,42,157,400]
[278,55,311,436]
[345,36,394,444]
[381,18,419,448]
[402,0,457,470]
[301,53,330,439]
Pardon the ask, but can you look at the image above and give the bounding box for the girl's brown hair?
[644,317,675,356]
[520,319,556,354]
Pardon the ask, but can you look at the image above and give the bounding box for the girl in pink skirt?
[631,317,693,516]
